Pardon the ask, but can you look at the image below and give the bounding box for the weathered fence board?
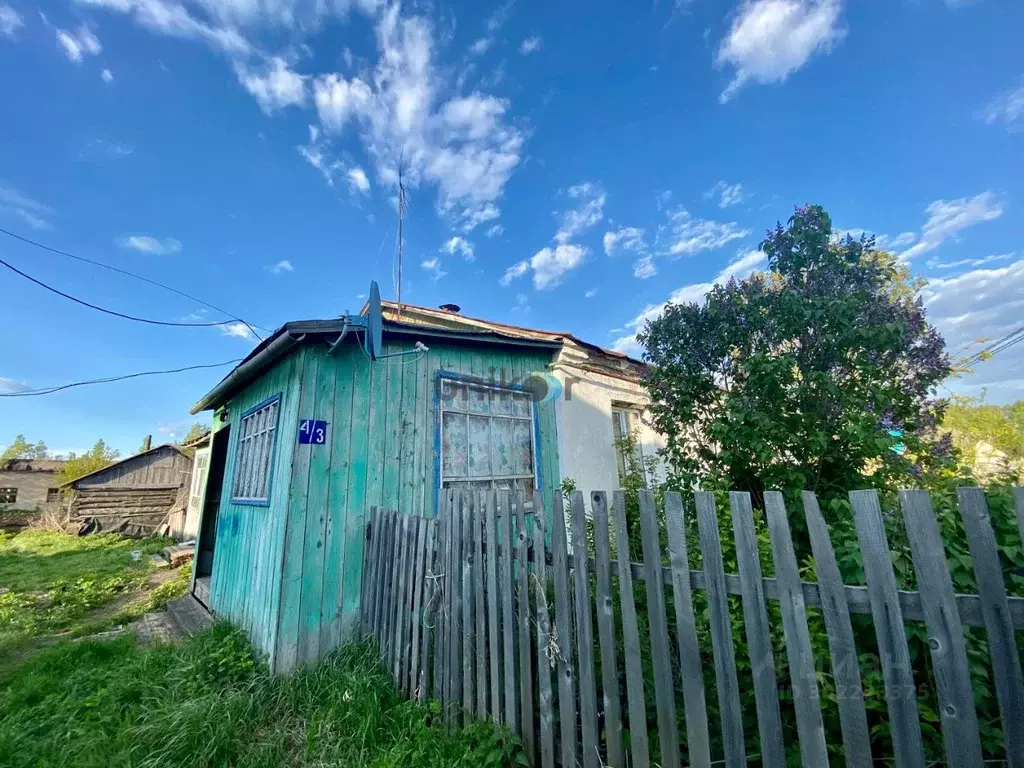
[360,484,1023,768]
[639,490,680,768]
[516,492,536,764]
[801,491,873,768]
[531,489,556,768]
[613,490,650,768]
[764,491,828,768]
[900,490,983,768]
[570,491,600,768]
[957,488,1024,768]
[695,491,745,768]
[591,491,624,768]
[851,489,926,768]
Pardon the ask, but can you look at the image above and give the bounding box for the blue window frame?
[230,394,281,506]
[435,371,542,504]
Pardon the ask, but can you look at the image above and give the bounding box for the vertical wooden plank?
[419,518,437,702]
[850,489,926,768]
[612,490,649,768]
[694,491,745,768]
[500,491,519,731]
[462,491,475,719]
[899,490,983,768]
[323,355,354,652]
[763,492,829,768]
[449,491,464,723]
[551,490,577,768]
[638,490,681,768]
[591,492,623,768]
[433,501,450,704]
[373,509,392,644]
[532,489,556,768]
[339,350,371,643]
[729,492,785,768]
[474,492,488,719]
[381,511,399,655]
[364,507,380,635]
[393,513,411,686]
[570,491,600,768]
[368,507,385,636]
[516,491,536,764]
[399,515,417,693]
[485,490,502,723]
[801,492,872,768]
[409,515,428,697]
[664,491,710,768]
[958,487,1024,768]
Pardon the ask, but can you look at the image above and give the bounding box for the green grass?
[0,626,527,768]
[0,530,175,659]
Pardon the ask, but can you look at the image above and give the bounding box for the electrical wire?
[0,359,243,397]
[962,325,1024,367]
[0,227,266,340]
[0,256,251,328]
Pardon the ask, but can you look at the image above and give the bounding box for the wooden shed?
[63,444,195,538]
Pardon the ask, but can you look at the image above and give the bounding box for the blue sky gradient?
[1,0,1022,455]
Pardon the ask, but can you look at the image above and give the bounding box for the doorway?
[192,424,229,608]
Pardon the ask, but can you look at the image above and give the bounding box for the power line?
[0,359,243,397]
[963,325,1024,367]
[0,255,253,329]
[0,226,266,340]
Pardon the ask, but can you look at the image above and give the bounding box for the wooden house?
[187,289,660,673]
[0,458,66,515]
[62,444,195,538]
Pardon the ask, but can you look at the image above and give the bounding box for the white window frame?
[0,487,17,504]
[612,405,645,483]
[231,394,281,506]
[439,377,538,494]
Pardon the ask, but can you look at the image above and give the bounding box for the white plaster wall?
[552,365,666,513]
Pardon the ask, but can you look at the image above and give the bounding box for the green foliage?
[943,395,1024,473]
[55,439,121,487]
[0,628,527,768]
[639,205,952,504]
[0,530,170,658]
[183,422,209,444]
[0,435,48,461]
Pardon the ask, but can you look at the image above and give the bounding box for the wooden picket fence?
[359,487,1024,768]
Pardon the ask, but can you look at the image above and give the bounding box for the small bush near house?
[0,626,527,768]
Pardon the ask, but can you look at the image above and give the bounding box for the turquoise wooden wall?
[276,337,558,672]
[207,352,301,669]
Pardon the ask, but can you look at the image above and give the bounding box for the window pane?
[492,389,513,415]
[442,380,466,410]
[468,385,488,413]
[514,478,534,493]
[469,480,493,491]
[442,412,468,478]
[511,392,531,416]
[494,477,514,492]
[468,415,491,477]
[491,418,514,476]
[513,420,533,475]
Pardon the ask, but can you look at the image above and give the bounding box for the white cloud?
[421,256,447,280]
[441,235,474,261]
[485,224,504,238]
[0,184,55,230]
[555,182,606,244]
[659,205,750,257]
[926,252,1015,270]
[347,166,370,194]
[500,259,529,286]
[101,67,114,83]
[899,191,1004,260]
[611,248,767,354]
[633,255,657,279]
[57,25,102,63]
[979,79,1024,132]
[519,35,541,54]
[298,124,344,186]
[270,259,293,273]
[716,0,845,103]
[1,5,24,37]
[236,56,306,114]
[526,244,588,290]
[221,322,254,339]
[470,36,492,55]
[603,226,646,257]
[584,288,598,299]
[119,235,182,255]
[513,292,530,313]
[706,181,745,208]
[0,377,28,394]
[312,72,372,131]
[922,259,1024,403]
[460,203,500,233]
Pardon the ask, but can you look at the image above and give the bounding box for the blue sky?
[1,0,1022,456]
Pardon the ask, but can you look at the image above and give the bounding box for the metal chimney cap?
[439,303,461,313]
